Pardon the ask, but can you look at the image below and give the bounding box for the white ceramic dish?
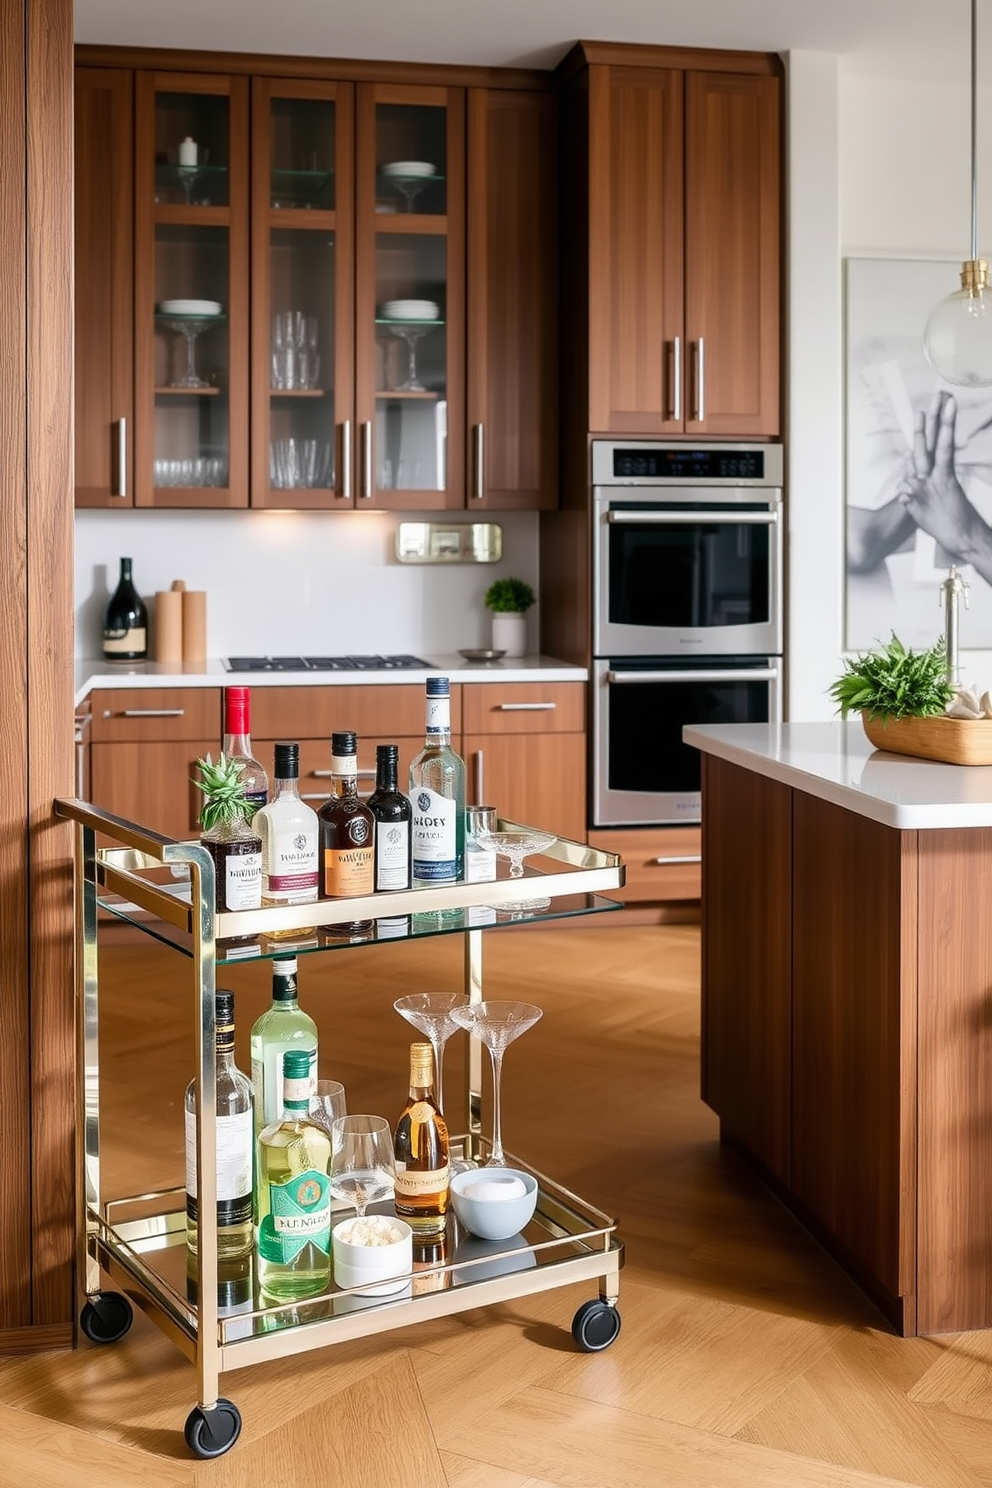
[379,299,440,321]
[380,160,436,178]
[450,1167,538,1241]
[157,298,223,317]
[332,1215,412,1296]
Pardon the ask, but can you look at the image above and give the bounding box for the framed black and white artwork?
[844,255,992,651]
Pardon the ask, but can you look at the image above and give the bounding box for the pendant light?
[924,0,992,385]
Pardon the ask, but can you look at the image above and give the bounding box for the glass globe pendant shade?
[923,262,992,387]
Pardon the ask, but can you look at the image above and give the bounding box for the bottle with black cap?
[184,990,254,1259]
[368,742,412,892]
[253,741,319,936]
[318,730,375,936]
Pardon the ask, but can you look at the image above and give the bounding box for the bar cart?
[55,798,626,1459]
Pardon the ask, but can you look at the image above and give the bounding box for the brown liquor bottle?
[317,730,375,935]
[394,1041,450,1237]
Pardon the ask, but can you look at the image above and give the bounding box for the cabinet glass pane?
[154,225,230,488]
[154,92,230,207]
[375,104,446,217]
[269,228,336,491]
[270,97,335,210]
[375,233,447,491]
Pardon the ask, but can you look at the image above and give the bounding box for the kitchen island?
[685,720,992,1337]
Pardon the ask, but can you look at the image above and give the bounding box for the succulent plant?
[191,751,251,832]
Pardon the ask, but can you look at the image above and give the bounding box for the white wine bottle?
[250,957,318,1135]
[256,1048,332,1301]
[393,1041,450,1237]
[184,990,254,1260]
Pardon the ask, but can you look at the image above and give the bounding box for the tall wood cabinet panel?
[74,67,133,507]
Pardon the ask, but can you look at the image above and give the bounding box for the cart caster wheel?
[79,1292,133,1345]
[572,1299,621,1352]
[184,1399,242,1459]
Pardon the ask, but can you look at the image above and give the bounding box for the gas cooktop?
[223,654,432,672]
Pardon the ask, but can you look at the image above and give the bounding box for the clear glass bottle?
[368,742,412,892]
[102,557,148,661]
[184,990,254,1260]
[409,676,466,885]
[393,1040,450,1237]
[256,1048,332,1301]
[193,752,263,926]
[250,956,318,1136]
[318,730,375,935]
[222,686,268,815]
[254,742,319,934]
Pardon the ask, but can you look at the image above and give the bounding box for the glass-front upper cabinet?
[355,84,465,510]
[251,79,355,509]
[134,73,249,507]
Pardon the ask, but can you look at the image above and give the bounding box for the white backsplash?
[74,508,541,659]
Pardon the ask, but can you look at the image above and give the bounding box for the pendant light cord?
[972,0,979,262]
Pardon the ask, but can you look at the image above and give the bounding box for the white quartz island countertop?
[684,719,992,831]
[75,653,587,708]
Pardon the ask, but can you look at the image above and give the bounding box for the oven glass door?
[593,658,782,826]
[594,500,782,657]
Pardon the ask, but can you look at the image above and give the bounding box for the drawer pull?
[110,708,186,719]
[495,702,556,712]
[649,854,702,866]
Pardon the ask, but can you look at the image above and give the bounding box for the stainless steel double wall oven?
[591,440,784,826]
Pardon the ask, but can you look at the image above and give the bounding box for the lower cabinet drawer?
[91,688,221,742]
[587,826,701,902]
[462,682,584,735]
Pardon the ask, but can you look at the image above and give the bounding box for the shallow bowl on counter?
[450,1167,538,1241]
[458,647,506,662]
[332,1215,412,1296]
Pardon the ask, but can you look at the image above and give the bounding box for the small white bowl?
[332,1215,412,1296]
[450,1167,538,1241]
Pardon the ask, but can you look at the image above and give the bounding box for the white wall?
[74,507,540,660]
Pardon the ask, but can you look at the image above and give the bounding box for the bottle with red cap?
[222,686,269,817]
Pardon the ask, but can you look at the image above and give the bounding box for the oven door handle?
[605,667,780,684]
[606,509,779,525]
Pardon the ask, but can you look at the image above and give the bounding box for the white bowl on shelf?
[380,160,436,178]
[379,299,439,321]
[332,1215,413,1296]
[157,298,223,317]
[450,1167,538,1241]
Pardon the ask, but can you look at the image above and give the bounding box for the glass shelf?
[270,167,334,209]
[154,162,229,207]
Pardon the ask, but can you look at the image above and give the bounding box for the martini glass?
[160,314,222,389]
[477,829,557,913]
[393,992,464,1118]
[390,322,435,392]
[450,1001,543,1167]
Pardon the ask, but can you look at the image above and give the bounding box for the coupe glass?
[329,1114,395,1219]
[450,1001,543,1167]
[308,1079,347,1136]
[161,315,221,389]
[393,992,464,1118]
[477,829,557,912]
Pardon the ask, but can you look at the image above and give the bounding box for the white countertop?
[684,720,992,830]
[75,653,587,707]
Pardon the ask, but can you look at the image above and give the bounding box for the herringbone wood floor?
[2,922,992,1486]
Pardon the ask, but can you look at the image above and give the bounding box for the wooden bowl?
[861,711,992,766]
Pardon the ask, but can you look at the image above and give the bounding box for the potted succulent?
[191,751,263,916]
[484,577,535,658]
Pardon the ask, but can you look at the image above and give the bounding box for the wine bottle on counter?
[184,990,254,1260]
[102,557,148,661]
[249,956,318,1136]
[254,743,319,932]
[394,1040,450,1237]
[409,677,466,885]
[222,686,268,815]
[368,743,412,892]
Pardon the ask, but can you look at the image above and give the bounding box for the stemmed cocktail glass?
[450,1001,543,1167]
[477,829,557,912]
[393,993,464,1119]
[160,314,223,389]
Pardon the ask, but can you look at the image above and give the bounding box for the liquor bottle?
[254,742,319,934]
[256,1048,332,1300]
[393,1040,450,1237]
[250,956,318,1135]
[184,990,254,1260]
[192,752,263,925]
[102,557,148,661]
[368,743,412,892]
[409,676,466,885]
[222,686,268,815]
[318,730,375,934]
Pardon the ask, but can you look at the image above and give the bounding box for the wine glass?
[308,1080,347,1136]
[329,1115,396,1219]
[450,1001,543,1167]
[477,829,557,912]
[393,993,464,1118]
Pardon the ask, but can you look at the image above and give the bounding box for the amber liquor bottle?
[394,1040,450,1237]
[318,730,375,935]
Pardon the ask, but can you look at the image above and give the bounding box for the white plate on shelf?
[157,298,223,316]
[379,299,439,321]
[380,160,436,178]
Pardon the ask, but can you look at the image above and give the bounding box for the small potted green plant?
[829,634,952,722]
[484,577,535,658]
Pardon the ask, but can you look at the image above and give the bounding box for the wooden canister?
[153,589,183,664]
[182,589,207,662]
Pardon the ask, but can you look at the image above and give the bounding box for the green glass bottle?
[250,956,318,1136]
[256,1048,332,1301]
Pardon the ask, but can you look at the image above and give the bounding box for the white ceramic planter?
[491,611,527,658]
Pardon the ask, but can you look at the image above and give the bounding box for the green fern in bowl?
[829,634,952,722]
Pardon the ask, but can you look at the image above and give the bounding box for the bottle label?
[324,843,375,897]
[465,840,497,883]
[255,1042,317,1128]
[258,1169,331,1262]
[410,789,457,881]
[264,824,319,898]
[225,851,262,910]
[102,627,146,655]
[394,1163,450,1198]
[184,1107,253,1224]
[375,820,411,890]
[424,697,451,736]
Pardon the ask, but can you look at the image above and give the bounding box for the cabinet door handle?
[694,337,705,422]
[341,419,352,501]
[495,702,556,712]
[671,337,681,422]
[650,854,702,866]
[473,422,485,500]
[112,708,185,718]
[115,417,127,498]
[360,421,372,499]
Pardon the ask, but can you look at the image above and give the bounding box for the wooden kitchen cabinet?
[560,43,782,442]
[462,682,586,843]
[89,687,222,839]
[586,825,701,902]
